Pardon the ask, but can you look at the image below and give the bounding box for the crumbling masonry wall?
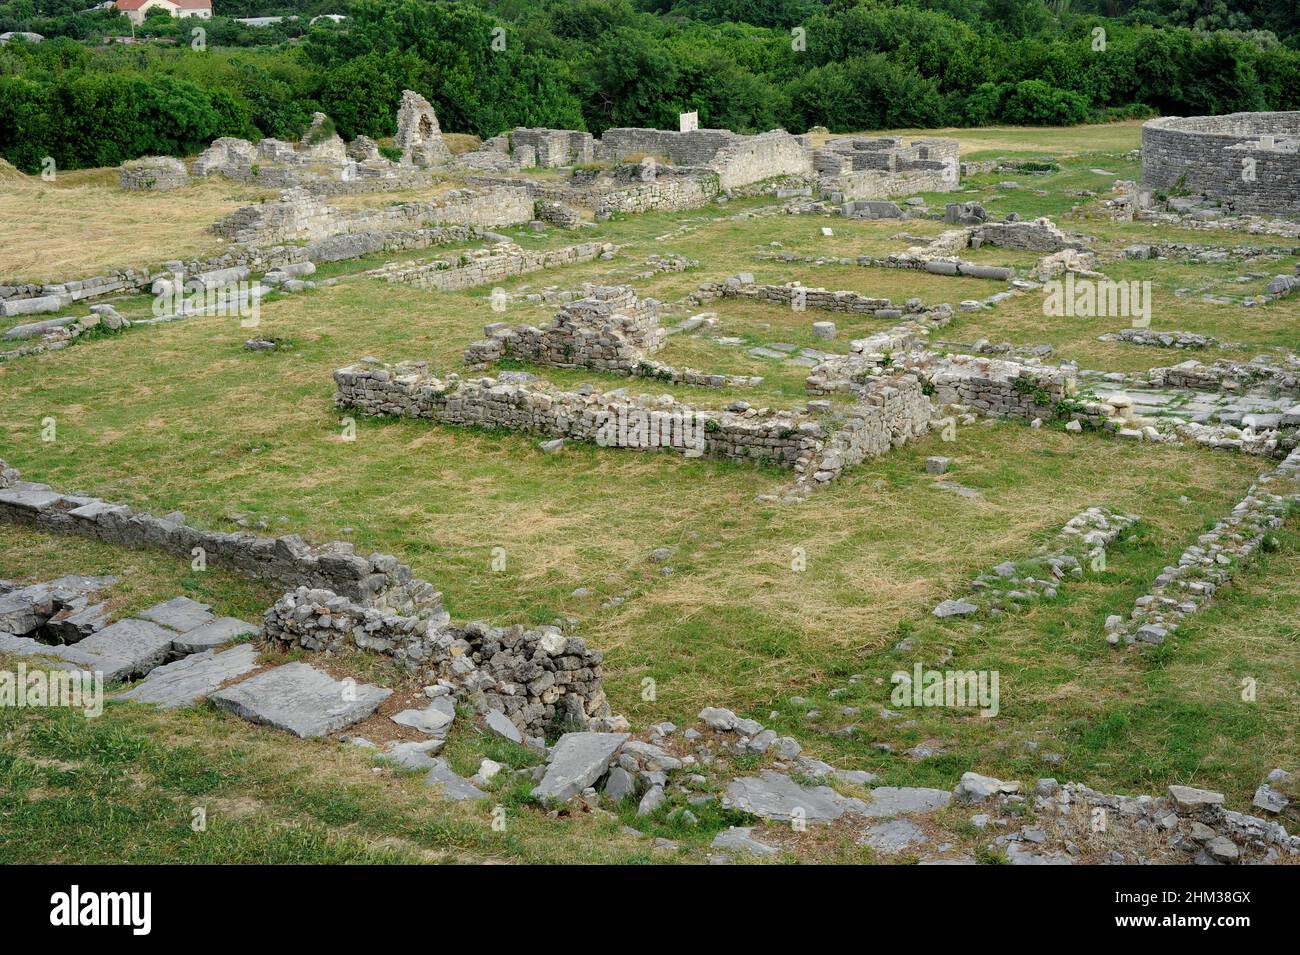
[211,187,534,246]
[464,286,664,370]
[370,241,614,291]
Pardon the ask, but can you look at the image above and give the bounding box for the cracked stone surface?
[116,644,259,709]
[138,596,215,633]
[861,818,929,854]
[210,662,391,738]
[722,769,870,823]
[859,786,953,817]
[171,616,259,655]
[532,732,628,802]
[56,618,180,683]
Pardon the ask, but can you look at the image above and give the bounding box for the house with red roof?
[115,0,213,27]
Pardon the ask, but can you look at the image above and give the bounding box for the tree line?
[1,0,1297,174]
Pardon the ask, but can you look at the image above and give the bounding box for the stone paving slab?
[172,617,258,654]
[858,786,953,817]
[57,618,180,683]
[210,662,391,738]
[117,644,260,709]
[722,769,869,824]
[138,596,215,633]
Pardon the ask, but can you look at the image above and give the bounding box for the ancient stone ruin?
[394,90,452,168]
[1142,112,1300,216]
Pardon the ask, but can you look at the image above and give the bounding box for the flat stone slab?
[0,483,65,512]
[859,786,952,817]
[532,732,628,802]
[381,739,445,771]
[171,617,258,654]
[424,759,487,801]
[58,618,180,683]
[391,696,455,735]
[210,662,391,738]
[484,708,523,744]
[117,644,259,709]
[861,818,928,854]
[711,826,779,858]
[933,598,978,618]
[722,770,869,824]
[138,596,214,633]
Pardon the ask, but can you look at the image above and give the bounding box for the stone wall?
[264,588,611,735]
[694,279,955,323]
[211,187,534,246]
[1141,113,1300,217]
[334,360,818,467]
[1150,357,1300,395]
[464,285,664,370]
[119,156,189,191]
[511,128,597,168]
[0,460,445,618]
[592,170,720,218]
[805,328,926,396]
[370,241,614,291]
[971,218,1087,253]
[394,90,452,167]
[794,376,933,491]
[815,136,960,201]
[923,354,1077,419]
[462,286,760,389]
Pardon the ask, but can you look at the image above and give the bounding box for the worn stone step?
[210,662,391,738]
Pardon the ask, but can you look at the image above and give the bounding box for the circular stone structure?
[1141,112,1300,217]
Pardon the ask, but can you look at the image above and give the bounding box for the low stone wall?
[464,286,761,390]
[971,218,1087,253]
[805,328,926,396]
[465,285,663,371]
[1100,329,1217,349]
[119,156,189,191]
[694,279,954,323]
[370,241,614,291]
[794,376,933,491]
[264,588,611,736]
[0,460,444,618]
[1108,447,1300,647]
[593,171,720,218]
[1150,358,1300,395]
[211,187,534,246]
[923,354,1077,419]
[334,361,818,467]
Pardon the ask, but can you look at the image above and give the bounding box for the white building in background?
[114,0,212,26]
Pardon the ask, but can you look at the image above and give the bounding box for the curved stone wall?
[1141,112,1300,216]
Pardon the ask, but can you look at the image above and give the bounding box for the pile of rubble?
[1099,328,1218,349]
[263,587,615,737]
[934,507,1140,619]
[1,304,128,362]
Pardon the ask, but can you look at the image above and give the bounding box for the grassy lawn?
[1,121,1297,863]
